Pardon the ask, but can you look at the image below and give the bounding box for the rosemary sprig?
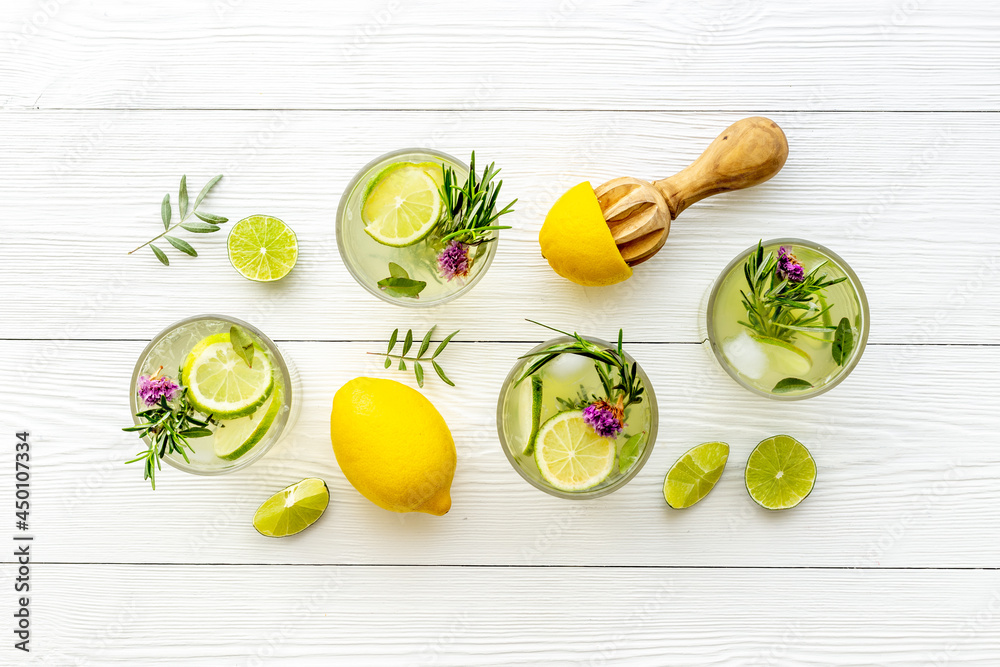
[368,325,459,387]
[123,390,215,489]
[738,241,846,342]
[437,152,515,246]
[516,321,644,409]
[129,174,228,265]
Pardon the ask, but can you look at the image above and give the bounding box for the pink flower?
[138,368,180,406]
[437,240,471,281]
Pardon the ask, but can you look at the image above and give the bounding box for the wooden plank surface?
[2,0,998,111]
[1,110,998,342]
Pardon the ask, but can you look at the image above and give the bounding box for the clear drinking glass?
[336,148,499,307]
[706,238,869,400]
[496,336,659,499]
[129,314,299,475]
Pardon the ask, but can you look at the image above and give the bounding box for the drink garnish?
[128,174,228,265]
[368,325,459,387]
[377,262,426,299]
[229,325,255,368]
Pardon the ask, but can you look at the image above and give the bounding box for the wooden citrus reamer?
[595,117,789,265]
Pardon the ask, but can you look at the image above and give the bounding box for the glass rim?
[335,147,500,308]
[495,335,659,499]
[706,237,871,401]
[129,314,294,476]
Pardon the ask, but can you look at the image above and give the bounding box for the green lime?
[521,375,544,455]
[228,215,298,282]
[253,478,329,538]
[663,442,729,509]
[182,332,274,419]
[362,165,442,247]
[534,410,616,492]
[213,386,282,460]
[751,334,812,376]
[745,435,817,510]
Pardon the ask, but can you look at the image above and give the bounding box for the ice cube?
[722,331,767,380]
[544,352,592,382]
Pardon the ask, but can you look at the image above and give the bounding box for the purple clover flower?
[138,369,180,406]
[777,246,805,283]
[583,400,625,439]
[437,240,471,281]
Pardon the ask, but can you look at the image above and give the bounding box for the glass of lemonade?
[707,238,869,399]
[129,314,299,476]
[336,148,503,307]
[497,331,658,499]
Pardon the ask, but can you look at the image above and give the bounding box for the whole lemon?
[539,182,632,286]
[330,377,455,516]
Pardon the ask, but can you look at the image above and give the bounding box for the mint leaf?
[773,377,812,393]
[229,325,255,368]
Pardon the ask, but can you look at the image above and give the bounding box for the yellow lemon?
[330,377,456,516]
[538,182,633,286]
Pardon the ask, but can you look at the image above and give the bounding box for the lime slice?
[520,375,544,455]
[253,478,329,538]
[182,332,274,420]
[213,386,282,460]
[228,215,298,282]
[416,161,445,189]
[534,410,616,492]
[745,435,817,510]
[750,334,812,376]
[362,165,442,247]
[663,442,729,509]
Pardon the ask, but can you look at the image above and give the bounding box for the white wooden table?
[2,1,999,664]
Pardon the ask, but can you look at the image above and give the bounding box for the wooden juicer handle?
[654,116,789,220]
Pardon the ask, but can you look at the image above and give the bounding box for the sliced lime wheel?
[534,410,616,492]
[745,435,817,510]
[228,215,298,282]
[182,332,274,419]
[253,478,329,538]
[213,386,282,460]
[362,165,442,247]
[663,442,729,509]
[751,334,812,376]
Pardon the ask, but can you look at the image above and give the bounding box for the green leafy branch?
[122,392,215,490]
[437,152,516,246]
[369,325,459,387]
[129,174,228,265]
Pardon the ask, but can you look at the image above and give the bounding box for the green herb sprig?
[123,391,215,489]
[438,152,515,246]
[369,326,459,387]
[129,174,228,265]
[516,321,644,410]
[377,262,427,299]
[739,241,846,342]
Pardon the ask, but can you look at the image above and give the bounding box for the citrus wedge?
[534,410,616,492]
[663,442,730,509]
[253,478,330,538]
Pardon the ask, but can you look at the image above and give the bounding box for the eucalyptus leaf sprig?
[128,174,229,265]
[369,325,459,387]
[516,320,645,411]
[123,388,216,490]
[437,152,515,247]
[739,241,847,342]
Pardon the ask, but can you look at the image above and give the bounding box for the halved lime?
[521,375,544,455]
[745,435,817,510]
[362,165,442,247]
[664,441,730,509]
[534,410,616,492]
[228,215,298,282]
[213,386,282,460]
[182,332,274,419]
[751,334,812,376]
[253,477,329,538]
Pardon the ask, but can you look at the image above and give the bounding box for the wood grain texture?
[3,340,997,567]
[1,111,999,342]
[21,564,1000,665]
[2,0,999,111]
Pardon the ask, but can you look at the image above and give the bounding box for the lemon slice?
[212,387,282,460]
[228,215,298,282]
[534,410,616,492]
[745,435,817,510]
[182,332,274,419]
[253,478,329,538]
[663,442,730,509]
[362,165,442,247]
